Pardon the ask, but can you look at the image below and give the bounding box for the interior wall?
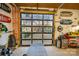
[0,3,13,31]
[54,9,79,40]
[12,6,20,46]
[20,8,79,45]
[0,3,20,46]
[1,4,79,46]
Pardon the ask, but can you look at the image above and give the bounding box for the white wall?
[55,9,79,40]
[0,3,13,31]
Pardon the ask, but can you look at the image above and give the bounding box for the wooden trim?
[20,9,56,14]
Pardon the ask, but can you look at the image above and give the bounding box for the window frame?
[20,13,54,46]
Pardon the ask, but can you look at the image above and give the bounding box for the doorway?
[20,13,54,46]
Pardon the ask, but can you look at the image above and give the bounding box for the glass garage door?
[21,13,54,46]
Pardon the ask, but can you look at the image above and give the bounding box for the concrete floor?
[11,46,79,56]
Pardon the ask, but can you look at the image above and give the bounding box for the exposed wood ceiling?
[15,3,79,10]
[61,3,79,10]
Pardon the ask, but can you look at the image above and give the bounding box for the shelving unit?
[20,13,54,46]
[68,35,79,47]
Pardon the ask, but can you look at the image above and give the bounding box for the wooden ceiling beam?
[15,3,61,9]
[61,3,79,10]
[15,3,79,10]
